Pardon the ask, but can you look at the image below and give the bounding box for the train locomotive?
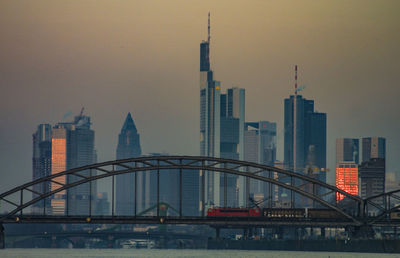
[207,207,347,219]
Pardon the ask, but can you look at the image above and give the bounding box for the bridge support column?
[243,228,248,240]
[107,235,114,248]
[215,227,220,240]
[350,225,375,239]
[321,227,326,239]
[51,236,57,248]
[0,223,4,249]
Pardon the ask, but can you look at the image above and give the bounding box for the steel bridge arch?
[361,189,400,224]
[0,156,364,224]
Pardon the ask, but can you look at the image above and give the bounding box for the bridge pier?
[321,227,326,239]
[215,227,220,240]
[243,228,248,240]
[0,223,4,249]
[346,225,375,239]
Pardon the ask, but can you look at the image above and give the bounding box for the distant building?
[359,158,385,201]
[336,162,359,201]
[336,138,359,164]
[199,18,221,209]
[50,125,68,215]
[362,137,386,162]
[284,95,327,183]
[66,115,96,216]
[95,192,110,215]
[219,87,245,207]
[199,15,247,208]
[115,113,141,215]
[284,94,326,207]
[244,121,276,205]
[41,113,97,215]
[386,172,400,192]
[32,124,52,213]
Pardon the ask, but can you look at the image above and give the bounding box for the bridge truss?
[0,156,397,226]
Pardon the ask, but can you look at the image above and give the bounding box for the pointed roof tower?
[121,112,138,133]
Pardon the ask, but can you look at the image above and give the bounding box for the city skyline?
[1,0,400,195]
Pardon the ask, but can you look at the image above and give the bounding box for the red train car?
[207,208,261,217]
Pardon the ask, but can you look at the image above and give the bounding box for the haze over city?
[1,0,399,196]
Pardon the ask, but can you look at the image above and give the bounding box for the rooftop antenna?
[293,65,298,172]
[208,12,211,43]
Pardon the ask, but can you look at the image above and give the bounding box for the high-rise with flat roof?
[66,115,96,215]
[50,125,68,215]
[336,138,359,164]
[284,95,327,182]
[32,124,52,213]
[219,87,245,207]
[359,158,385,203]
[336,162,359,201]
[362,137,386,162]
[33,113,96,215]
[335,138,360,202]
[244,121,276,203]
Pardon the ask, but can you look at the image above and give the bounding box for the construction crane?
[74,107,85,125]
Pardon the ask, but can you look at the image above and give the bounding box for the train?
[207,207,347,219]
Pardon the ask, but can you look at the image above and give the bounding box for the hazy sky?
[0,0,399,194]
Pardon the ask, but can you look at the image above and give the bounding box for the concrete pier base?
[0,224,5,249]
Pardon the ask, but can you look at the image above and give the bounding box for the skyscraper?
[50,125,68,215]
[359,158,385,203]
[335,138,360,201]
[219,87,245,207]
[336,138,359,164]
[200,14,221,208]
[115,113,142,215]
[284,94,327,180]
[362,137,386,162]
[199,14,246,208]
[336,162,359,201]
[66,115,96,215]
[32,124,52,213]
[244,121,277,203]
[33,112,96,215]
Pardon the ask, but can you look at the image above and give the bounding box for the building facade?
[199,17,221,209]
[359,158,385,201]
[50,125,68,215]
[336,138,359,164]
[66,115,96,216]
[244,121,277,205]
[32,124,52,213]
[336,162,359,201]
[284,95,327,182]
[362,137,386,162]
[115,113,142,215]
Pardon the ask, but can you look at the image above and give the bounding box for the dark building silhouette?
[284,95,327,181]
[32,124,52,213]
[66,115,96,215]
[362,137,386,162]
[336,138,359,165]
[359,158,385,206]
[115,113,141,215]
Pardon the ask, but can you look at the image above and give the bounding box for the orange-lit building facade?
[336,162,358,201]
[51,126,67,215]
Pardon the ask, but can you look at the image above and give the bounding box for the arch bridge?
[0,156,398,227]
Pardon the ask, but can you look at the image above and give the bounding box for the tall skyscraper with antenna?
[284,66,327,177]
[200,13,222,208]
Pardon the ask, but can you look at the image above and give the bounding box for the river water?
[0,249,399,258]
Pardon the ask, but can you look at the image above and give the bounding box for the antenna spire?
[208,12,211,43]
[295,65,298,96]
